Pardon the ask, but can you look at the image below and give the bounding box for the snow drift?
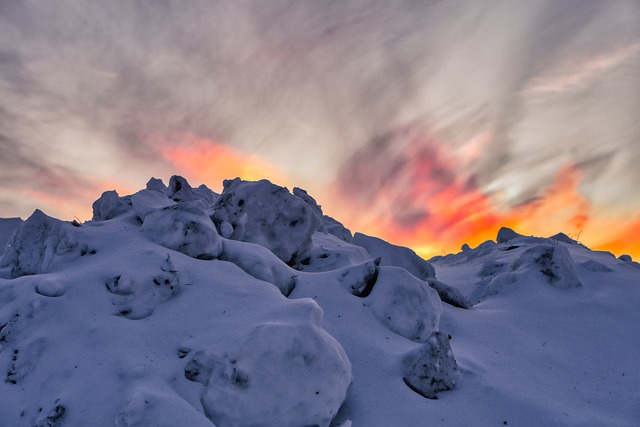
[1,176,639,426]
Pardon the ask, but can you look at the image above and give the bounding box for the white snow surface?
[1,176,639,426]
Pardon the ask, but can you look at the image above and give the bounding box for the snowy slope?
[0,177,639,426]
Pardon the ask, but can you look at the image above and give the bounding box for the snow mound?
[185,309,352,427]
[103,253,181,319]
[219,238,297,296]
[212,179,321,264]
[142,203,222,260]
[354,232,468,307]
[164,175,219,206]
[402,332,459,399]
[92,190,132,221]
[353,232,436,279]
[335,257,380,297]
[131,189,176,222]
[512,244,582,288]
[0,210,85,278]
[496,226,524,243]
[365,266,442,343]
[297,232,370,272]
[4,178,640,425]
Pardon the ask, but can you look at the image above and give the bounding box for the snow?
[142,203,223,261]
[1,176,640,426]
[211,178,320,264]
[0,217,22,251]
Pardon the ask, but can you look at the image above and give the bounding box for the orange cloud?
[330,132,640,260]
[161,135,292,192]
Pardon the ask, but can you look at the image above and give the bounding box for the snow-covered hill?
[0,176,638,426]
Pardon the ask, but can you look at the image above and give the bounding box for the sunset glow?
[162,136,293,193]
[157,132,640,261]
[328,131,640,260]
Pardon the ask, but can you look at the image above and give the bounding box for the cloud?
[0,0,638,236]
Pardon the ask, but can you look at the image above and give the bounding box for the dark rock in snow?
[402,332,459,399]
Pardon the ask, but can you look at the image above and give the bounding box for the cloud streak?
[1,0,638,254]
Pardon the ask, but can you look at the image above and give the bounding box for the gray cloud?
[1,0,638,219]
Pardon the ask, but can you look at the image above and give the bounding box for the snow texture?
[0,217,22,252]
[353,232,436,279]
[365,266,442,343]
[0,210,85,278]
[142,203,223,260]
[511,244,582,289]
[92,190,132,221]
[211,178,320,264]
[2,176,640,426]
[219,238,297,296]
[353,232,468,307]
[185,308,352,427]
[402,332,459,399]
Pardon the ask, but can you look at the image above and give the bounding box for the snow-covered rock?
[297,232,369,272]
[0,210,84,278]
[353,232,469,307]
[164,175,219,206]
[402,332,459,399]
[335,257,380,297]
[131,189,175,222]
[142,203,222,260]
[219,238,297,296]
[365,266,442,343]
[185,304,352,427]
[512,244,582,288]
[211,178,321,264]
[92,190,132,221]
[496,226,524,243]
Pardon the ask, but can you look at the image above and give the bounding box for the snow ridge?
[0,176,639,426]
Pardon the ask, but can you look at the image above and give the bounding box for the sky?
[1,0,639,258]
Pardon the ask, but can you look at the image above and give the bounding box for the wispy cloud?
[0,0,638,257]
